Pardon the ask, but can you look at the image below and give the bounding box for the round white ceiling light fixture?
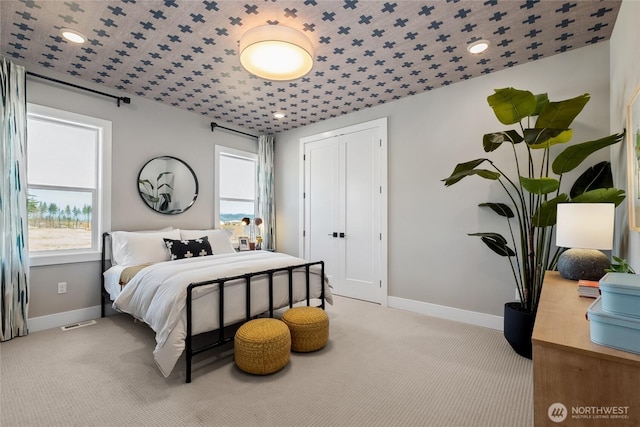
[273,111,286,119]
[467,39,490,54]
[60,28,87,44]
[239,25,313,81]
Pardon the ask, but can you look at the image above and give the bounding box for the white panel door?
[341,127,380,301]
[304,138,340,286]
[303,124,383,303]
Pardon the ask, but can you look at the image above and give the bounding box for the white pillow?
[180,229,236,254]
[111,229,181,266]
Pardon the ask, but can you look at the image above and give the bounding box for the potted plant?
[442,88,625,358]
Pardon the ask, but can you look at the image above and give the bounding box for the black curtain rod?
[26,71,131,107]
[210,122,257,139]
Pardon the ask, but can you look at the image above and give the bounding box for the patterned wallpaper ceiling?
[1,0,622,134]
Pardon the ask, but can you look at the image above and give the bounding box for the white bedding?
[111,250,332,377]
[103,265,125,301]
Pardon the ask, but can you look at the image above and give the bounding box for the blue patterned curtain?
[257,135,275,251]
[1,57,30,341]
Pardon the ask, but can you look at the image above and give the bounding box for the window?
[215,146,258,243]
[27,104,111,266]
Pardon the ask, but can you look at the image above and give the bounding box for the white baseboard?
[387,296,503,331]
[29,298,502,333]
[28,305,108,332]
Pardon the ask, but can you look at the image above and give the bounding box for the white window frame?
[27,103,112,266]
[214,145,258,236]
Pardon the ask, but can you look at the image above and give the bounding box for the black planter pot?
[503,302,535,359]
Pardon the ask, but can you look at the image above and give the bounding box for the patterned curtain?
[0,57,30,341]
[257,135,275,251]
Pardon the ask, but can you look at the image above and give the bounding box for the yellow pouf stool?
[282,306,329,352]
[234,318,291,375]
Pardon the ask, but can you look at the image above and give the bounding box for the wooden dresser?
[532,271,640,426]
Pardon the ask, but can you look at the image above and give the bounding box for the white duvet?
[112,250,332,377]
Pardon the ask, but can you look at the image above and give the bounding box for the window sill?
[29,250,101,267]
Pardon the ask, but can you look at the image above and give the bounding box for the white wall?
[609,0,640,270]
[275,42,613,317]
[24,66,258,319]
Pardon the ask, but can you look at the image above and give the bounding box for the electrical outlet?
[57,282,67,294]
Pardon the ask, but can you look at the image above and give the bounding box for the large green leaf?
[487,88,537,125]
[532,93,549,116]
[552,133,624,174]
[524,128,573,149]
[520,176,559,195]
[442,159,500,186]
[468,232,516,257]
[483,130,524,152]
[571,188,626,206]
[570,161,613,198]
[533,194,569,227]
[535,94,590,129]
[479,202,515,218]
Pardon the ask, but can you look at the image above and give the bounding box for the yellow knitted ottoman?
[282,307,329,352]
[234,318,291,375]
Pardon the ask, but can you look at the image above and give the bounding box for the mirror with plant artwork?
[138,156,198,215]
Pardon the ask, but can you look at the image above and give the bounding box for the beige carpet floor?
[0,296,532,427]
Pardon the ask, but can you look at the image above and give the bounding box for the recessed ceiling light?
[60,28,87,44]
[273,112,286,119]
[467,39,490,54]
[239,25,313,81]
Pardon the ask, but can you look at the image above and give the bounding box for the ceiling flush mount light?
[239,25,313,81]
[273,111,286,119]
[60,28,87,44]
[467,39,490,54]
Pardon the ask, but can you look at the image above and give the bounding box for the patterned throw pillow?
[163,236,213,260]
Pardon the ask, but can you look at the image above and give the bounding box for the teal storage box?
[599,272,640,318]
[587,297,640,355]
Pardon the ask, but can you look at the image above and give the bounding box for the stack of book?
[577,279,600,298]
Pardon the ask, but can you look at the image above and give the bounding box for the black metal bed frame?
[100,232,326,383]
[185,262,325,383]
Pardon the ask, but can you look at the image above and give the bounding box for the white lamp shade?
[556,203,614,250]
[239,25,313,81]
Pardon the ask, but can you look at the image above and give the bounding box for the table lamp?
[556,203,614,281]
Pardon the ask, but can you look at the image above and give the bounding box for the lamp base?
[557,248,610,281]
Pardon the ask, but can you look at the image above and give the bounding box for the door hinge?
[303,192,306,199]
[379,186,382,194]
[379,139,382,147]
[379,280,382,288]
[303,154,306,160]
[380,233,382,240]
[303,230,306,237]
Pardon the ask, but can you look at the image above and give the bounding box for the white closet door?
[341,127,380,301]
[303,124,383,303]
[304,138,340,287]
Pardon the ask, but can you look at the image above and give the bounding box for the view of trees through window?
[27,189,93,251]
[27,108,98,253]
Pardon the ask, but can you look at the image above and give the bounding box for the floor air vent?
[61,320,97,331]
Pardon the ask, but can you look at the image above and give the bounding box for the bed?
[101,228,332,382]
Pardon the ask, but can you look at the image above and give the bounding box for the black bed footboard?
[184,261,325,383]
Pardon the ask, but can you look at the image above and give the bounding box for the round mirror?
[138,156,198,215]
